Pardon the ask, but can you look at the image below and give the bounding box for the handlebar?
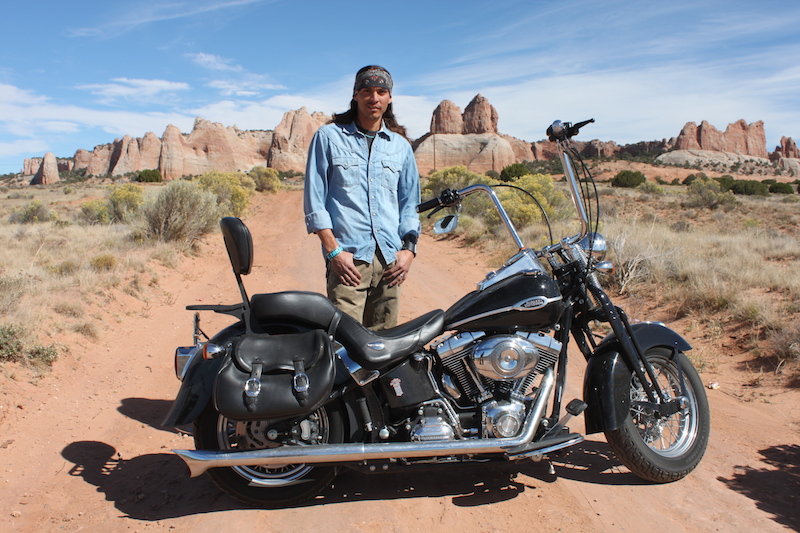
[416,188,460,213]
[547,118,594,142]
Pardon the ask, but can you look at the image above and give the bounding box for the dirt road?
[1,190,798,532]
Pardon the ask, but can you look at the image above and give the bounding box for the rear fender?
[161,322,244,428]
[583,322,691,434]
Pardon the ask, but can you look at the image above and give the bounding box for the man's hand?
[330,251,362,287]
[384,249,415,287]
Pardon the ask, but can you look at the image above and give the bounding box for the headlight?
[578,232,607,261]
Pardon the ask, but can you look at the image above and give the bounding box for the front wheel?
[605,347,709,482]
[193,402,345,507]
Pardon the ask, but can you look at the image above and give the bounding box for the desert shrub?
[141,180,220,243]
[729,179,769,196]
[0,324,57,367]
[499,163,528,182]
[248,166,282,193]
[137,169,163,182]
[108,183,145,222]
[89,253,117,271]
[48,260,79,277]
[0,324,25,362]
[683,177,737,210]
[79,199,111,225]
[765,323,800,363]
[0,275,26,315]
[769,182,794,194]
[485,170,500,180]
[195,171,251,217]
[9,200,54,223]
[637,181,664,195]
[611,170,646,188]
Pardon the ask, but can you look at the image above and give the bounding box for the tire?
[193,402,345,508]
[604,347,709,482]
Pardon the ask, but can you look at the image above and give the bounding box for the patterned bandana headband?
[353,67,393,94]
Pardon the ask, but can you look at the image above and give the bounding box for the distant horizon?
[14,110,790,170]
[3,0,799,173]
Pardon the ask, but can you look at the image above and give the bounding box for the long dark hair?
[331,101,408,139]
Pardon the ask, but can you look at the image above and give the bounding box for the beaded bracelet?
[326,246,344,260]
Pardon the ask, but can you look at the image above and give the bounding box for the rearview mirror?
[434,214,459,234]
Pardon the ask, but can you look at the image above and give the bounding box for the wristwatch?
[401,234,417,255]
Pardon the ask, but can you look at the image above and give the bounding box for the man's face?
[353,86,391,126]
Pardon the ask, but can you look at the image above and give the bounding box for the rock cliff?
[30,152,60,185]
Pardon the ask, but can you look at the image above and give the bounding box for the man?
[304,65,420,330]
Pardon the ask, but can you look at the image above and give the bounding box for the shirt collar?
[342,121,391,140]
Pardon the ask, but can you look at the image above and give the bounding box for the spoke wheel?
[605,347,709,482]
[193,402,344,507]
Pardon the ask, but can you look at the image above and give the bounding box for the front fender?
[583,322,691,434]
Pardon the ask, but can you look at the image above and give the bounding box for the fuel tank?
[445,270,564,332]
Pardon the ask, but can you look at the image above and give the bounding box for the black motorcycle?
[163,119,709,507]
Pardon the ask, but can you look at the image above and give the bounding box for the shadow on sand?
[718,444,800,531]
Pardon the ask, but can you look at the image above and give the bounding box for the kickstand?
[547,459,556,476]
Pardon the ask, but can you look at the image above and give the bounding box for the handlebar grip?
[416,196,442,213]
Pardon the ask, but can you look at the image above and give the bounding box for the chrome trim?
[478,250,546,291]
[173,368,555,477]
[335,344,379,386]
[446,295,563,330]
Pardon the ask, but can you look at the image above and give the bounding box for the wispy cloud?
[189,52,285,96]
[77,78,191,105]
[68,0,273,38]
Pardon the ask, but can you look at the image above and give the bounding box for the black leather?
[250,291,445,371]
[220,217,253,275]
[213,329,334,420]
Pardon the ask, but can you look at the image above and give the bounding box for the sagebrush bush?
[195,171,251,217]
[637,181,664,195]
[9,200,54,223]
[90,253,117,271]
[141,180,219,243]
[79,199,111,224]
[0,323,57,367]
[683,177,737,210]
[108,183,144,222]
[249,166,282,193]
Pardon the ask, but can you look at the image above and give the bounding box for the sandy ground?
[1,189,799,532]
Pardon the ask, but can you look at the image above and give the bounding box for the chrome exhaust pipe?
[175,369,556,477]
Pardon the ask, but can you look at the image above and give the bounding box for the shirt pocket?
[331,156,361,188]
[380,158,402,191]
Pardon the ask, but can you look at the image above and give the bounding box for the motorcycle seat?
[249,291,445,370]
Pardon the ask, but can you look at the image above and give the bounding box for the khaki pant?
[327,252,400,330]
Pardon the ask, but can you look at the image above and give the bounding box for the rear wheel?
[605,347,709,482]
[193,402,344,507]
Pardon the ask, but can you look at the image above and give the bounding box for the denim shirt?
[304,121,421,264]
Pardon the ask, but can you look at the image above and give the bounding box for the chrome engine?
[434,331,562,439]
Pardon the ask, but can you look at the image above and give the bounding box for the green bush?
[0,324,25,362]
[485,170,500,180]
[769,182,795,194]
[611,170,646,188]
[248,166,282,193]
[729,180,769,196]
[79,199,111,225]
[141,181,220,243]
[137,169,163,182]
[713,175,736,191]
[195,171,251,217]
[89,253,117,271]
[9,200,54,223]
[499,163,528,182]
[108,183,145,222]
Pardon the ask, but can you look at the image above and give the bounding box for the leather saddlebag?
[213,329,335,420]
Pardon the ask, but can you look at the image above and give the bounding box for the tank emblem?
[389,378,404,397]
[519,297,547,309]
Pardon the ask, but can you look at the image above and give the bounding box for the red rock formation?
[462,94,498,134]
[30,152,59,185]
[430,100,463,134]
[267,108,329,172]
[774,136,799,159]
[414,134,515,175]
[673,119,767,158]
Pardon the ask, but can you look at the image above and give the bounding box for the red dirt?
[1,190,798,532]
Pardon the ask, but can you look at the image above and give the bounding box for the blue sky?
[2,0,800,174]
